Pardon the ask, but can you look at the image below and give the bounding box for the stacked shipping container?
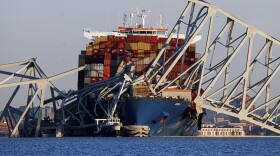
[78,35,196,89]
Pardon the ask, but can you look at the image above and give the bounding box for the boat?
[78,9,203,136]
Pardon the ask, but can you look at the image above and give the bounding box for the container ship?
[77,10,203,136]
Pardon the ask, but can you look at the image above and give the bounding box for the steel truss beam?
[146,0,280,134]
[0,58,85,137]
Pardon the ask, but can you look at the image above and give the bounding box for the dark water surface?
[0,137,279,156]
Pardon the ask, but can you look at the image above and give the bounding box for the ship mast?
[136,8,150,28]
[130,13,134,27]
[159,13,163,28]
[123,13,128,27]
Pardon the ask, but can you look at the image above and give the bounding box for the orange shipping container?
[86,51,93,56]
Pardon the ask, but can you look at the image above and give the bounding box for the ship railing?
[95,117,121,127]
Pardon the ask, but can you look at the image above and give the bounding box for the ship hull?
[121,97,198,136]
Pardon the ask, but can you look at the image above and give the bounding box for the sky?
[0,0,279,110]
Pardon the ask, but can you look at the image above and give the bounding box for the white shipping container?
[98,71,104,77]
[91,70,98,77]
[84,78,90,84]
[144,58,150,65]
[100,64,104,70]
[90,64,95,70]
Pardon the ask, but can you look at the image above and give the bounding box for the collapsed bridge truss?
[0,0,279,136]
[145,0,280,134]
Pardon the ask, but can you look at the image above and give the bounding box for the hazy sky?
[0,0,279,110]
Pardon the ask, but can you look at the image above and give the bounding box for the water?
[0,137,279,156]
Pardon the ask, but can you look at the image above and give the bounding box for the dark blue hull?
[122,97,198,136]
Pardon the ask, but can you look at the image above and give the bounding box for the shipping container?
[78,54,85,66]
[125,43,138,50]
[84,70,90,78]
[111,60,118,66]
[90,77,97,83]
[85,56,92,64]
[158,38,167,43]
[118,42,125,49]
[107,36,114,42]
[84,78,90,84]
[81,50,86,55]
[78,71,84,79]
[90,70,98,77]
[103,66,110,80]
[95,36,108,42]
[150,51,157,58]
[92,42,100,49]
[85,64,91,70]
[86,44,93,51]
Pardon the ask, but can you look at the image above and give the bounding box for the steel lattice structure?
[0,0,279,137]
[0,58,85,137]
[144,0,280,134]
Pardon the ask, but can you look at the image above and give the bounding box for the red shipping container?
[183,64,188,71]
[185,57,191,62]
[131,50,138,56]
[158,38,166,43]
[104,60,111,66]
[166,52,173,57]
[103,66,110,79]
[170,38,177,43]
[107,36,114,41]
[178,39,184,45]
[98,49,105,56]
[118,42,125,49]
[151,36,158,43]
[127,35,136,42]
[113,37,119,42]
[144,36,149,42]
[104,54,111,65]
[90,77,97,83]
[139,36,146,42]
[99,42,106,49]
[136,71,143,77]
[170,42,177,47]
[118,37,126,42]
[150,43,157,51]
[105,53,111,59]
[105,41,113,48]
[170,46,176,50]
